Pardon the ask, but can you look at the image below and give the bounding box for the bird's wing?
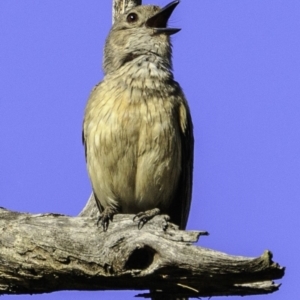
[82,83,104,213]
[82,82,102,162]
[169,91,194,230]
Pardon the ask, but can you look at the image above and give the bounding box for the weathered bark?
[79,192,98,217]
[0,208,284,298]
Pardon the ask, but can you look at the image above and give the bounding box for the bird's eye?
[126,13,138,23]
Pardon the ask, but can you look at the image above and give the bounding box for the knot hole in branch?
[125,246,155,270]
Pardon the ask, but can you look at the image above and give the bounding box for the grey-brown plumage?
[83,0,193,232]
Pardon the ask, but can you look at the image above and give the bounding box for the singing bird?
[83,0,193,231]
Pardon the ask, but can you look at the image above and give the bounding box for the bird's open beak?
[146,0,181,35]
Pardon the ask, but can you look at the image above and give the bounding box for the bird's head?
[103,0,180,74]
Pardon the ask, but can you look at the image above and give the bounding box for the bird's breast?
[85,78,182,213]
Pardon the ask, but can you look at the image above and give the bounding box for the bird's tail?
[151,298,187,300]
[150,290,188,300]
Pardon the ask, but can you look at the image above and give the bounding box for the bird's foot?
[133,208,161,229]
[97,206,118,231]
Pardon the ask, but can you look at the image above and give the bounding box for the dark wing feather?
[168,93,194,230]
[82,127,87,162]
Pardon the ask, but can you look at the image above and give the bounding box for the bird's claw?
[133,208,160,229]
[97,215,109,231]
[96,207,117,231]
[133,215,150,229]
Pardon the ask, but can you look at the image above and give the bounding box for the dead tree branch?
[0,208,284,298]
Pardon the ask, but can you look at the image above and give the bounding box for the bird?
[83,0,193,233]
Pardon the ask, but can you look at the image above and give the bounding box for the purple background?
[0,0,299,299]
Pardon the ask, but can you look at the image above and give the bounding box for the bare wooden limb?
[78,192,98,217]
[113,0,142,22]
[0,208,284,297]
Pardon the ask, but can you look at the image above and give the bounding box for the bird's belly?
[123,132,181,213]
[86,94,181,213]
